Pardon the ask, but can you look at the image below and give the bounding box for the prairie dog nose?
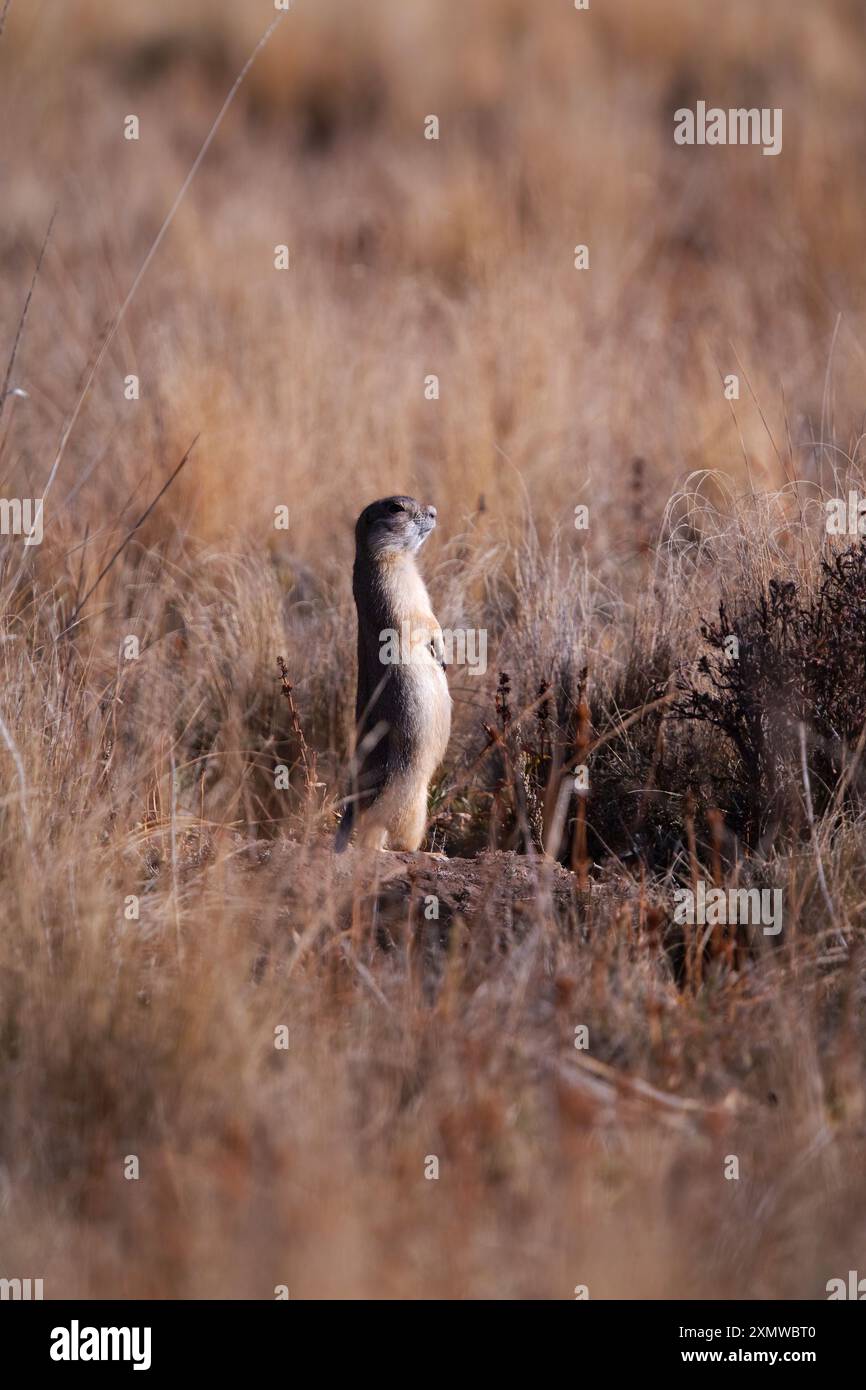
[425,505,437,520]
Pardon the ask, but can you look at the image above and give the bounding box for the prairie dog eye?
[386,501,404,514]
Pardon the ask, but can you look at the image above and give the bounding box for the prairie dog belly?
[396,655,451,774]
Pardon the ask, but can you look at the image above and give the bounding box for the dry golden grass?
[1,0,866,1298]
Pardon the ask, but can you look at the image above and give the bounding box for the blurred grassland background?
[1,0,866,1299]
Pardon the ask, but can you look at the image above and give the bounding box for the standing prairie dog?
[335,496,451,852]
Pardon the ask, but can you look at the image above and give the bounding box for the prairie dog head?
[356,496,437,559]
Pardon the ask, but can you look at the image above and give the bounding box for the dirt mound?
[241,841,620,944]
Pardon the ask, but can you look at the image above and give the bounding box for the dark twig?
[277,656,317,794]
[0,205,57,423]
[61,435,198,635]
